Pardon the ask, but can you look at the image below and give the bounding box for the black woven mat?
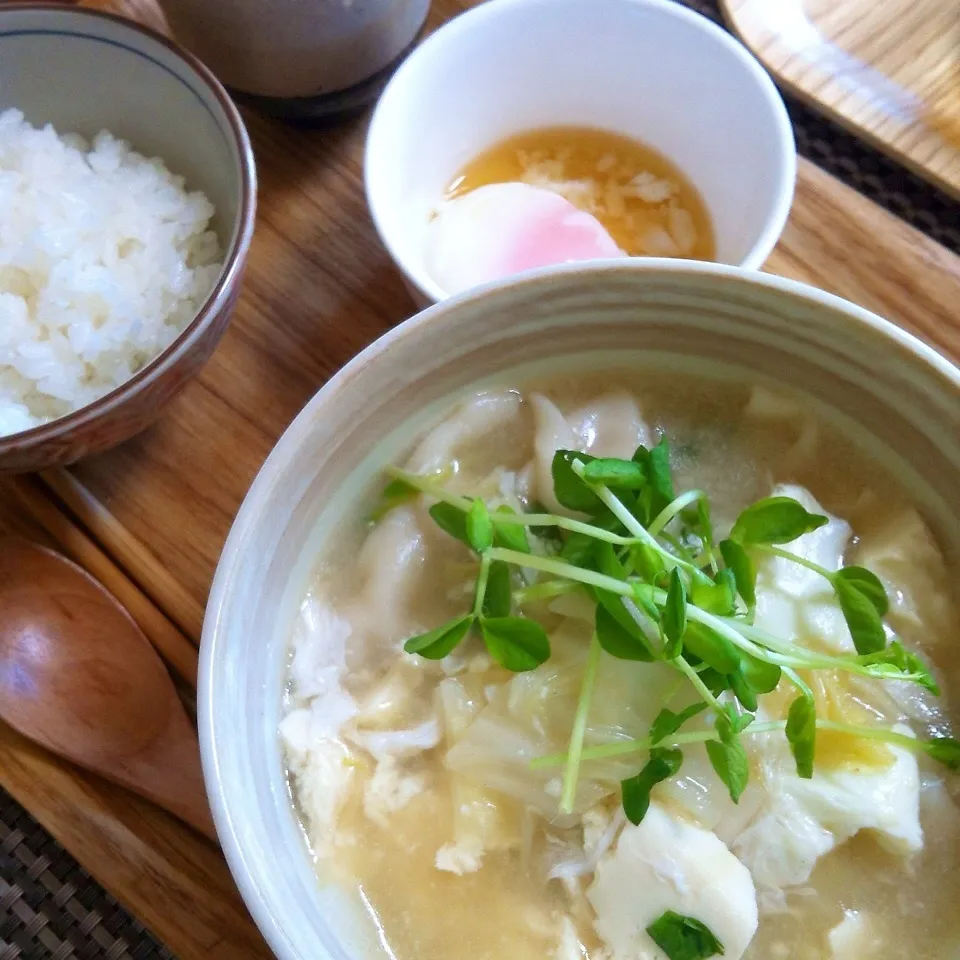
[2,1,959,958]
[0,792,174,960]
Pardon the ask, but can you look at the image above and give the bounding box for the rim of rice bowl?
[0,3,257,447]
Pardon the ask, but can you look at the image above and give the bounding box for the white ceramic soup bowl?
[365,0,797,306]
[200,260,960,960]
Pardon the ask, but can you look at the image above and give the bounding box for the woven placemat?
[2,2,959,958]
[0,792,173,960]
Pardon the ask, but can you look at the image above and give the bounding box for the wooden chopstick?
[40,469,206,642]
[2,474,199,686]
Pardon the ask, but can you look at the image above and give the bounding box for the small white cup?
[365,0,797,305]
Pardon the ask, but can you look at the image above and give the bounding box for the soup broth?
[282,371,960,960]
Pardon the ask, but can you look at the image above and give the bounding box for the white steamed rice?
[0,108,224,438]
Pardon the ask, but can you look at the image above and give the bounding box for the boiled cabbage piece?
[444,627,684,819]
[854,507,952,646]
[586,803,758,960]
[653,743,765,845]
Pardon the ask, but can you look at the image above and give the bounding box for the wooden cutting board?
[2,1,960,958]
[722,0,960,199]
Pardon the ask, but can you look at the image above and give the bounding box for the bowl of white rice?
[0,3,256,472]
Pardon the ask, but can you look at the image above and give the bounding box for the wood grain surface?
[1,0,959,958]
[0,505,270,960]
[59,120,960,643]
[1,474,199,682]
[723,0,960,199]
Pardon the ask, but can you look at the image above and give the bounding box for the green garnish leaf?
[590,541,657,658]
[662,568,688,649]
[785,693,816,778]
[583,457,648,490]
[833,565,889,616]
[403,615,474,660]
[698,667,732,697]
[716,703,755,738]
[428,502,469,545]
[705,737,750,803]
[369,477,418,522]
[691,570,736,615]
[736,651,782,695]
[483,560,512,618]
[596,586,657,640]
[480,616,550,672]
[833,575,887,655]
[493,505,531,553]
[682,622,740,675]
[593,508,632,535]
[633,437,675,519]
[708,706,752,803]
[648,437,676,512]
[718,539,756,607]
[621,747,683,825]
[925,737,960,771]
[560,531,596,566]
[646,910,725,960]
[729,649,782,707]
[650,703,708,744]
[552,450,600,513]
[596,603,656,661]
[697,498,715,552]
[729,671,758,712]
[594,539,627,580]
[629,542,666,583]
[393,435,944,810]
[730,496,829,546]
[861,640,939,694]
[613,588,660,645]
[466,498,494,553]
[632,582,662,620]
[383,477,416,499]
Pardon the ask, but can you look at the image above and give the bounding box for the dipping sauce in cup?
[426,124,716,296]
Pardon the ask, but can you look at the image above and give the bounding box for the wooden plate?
[722,0,960,199]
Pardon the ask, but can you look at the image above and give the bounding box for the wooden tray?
[722,0,960,200]
[3,0,960,957]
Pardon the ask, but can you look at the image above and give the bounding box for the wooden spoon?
[0,537,216,841]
